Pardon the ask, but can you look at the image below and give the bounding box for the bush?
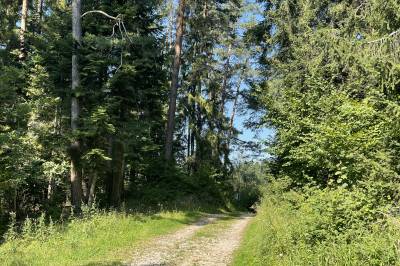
[234,179,400,266]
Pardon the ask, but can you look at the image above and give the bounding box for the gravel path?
[127,213,252,266]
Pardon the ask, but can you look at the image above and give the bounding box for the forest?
[0,0,261,221]
[2,0,400,265]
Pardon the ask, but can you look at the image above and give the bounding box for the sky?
[165,0,274,161]
[228,0,274,162]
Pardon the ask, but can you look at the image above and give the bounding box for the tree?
[165,0,185,161]
[249,0,400,189]
[0,0,249,227]
[70,0,83,211]
[19,0,28,60]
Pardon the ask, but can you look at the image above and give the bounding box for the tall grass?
[233,183,400,266]
[0,209,202,266]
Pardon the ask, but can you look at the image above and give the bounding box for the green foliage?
[242,0,400,264]
[0,0,173,223]
[251,0,400,189]
[231,162,266,208]
[0,0,256,246]
[234,180,400,266]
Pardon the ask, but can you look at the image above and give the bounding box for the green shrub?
[234,180,400,266]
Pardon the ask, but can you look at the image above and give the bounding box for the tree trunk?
[111,139,125,208]
[224,66,245,168]
[47,176,55,201]
[88,173,97,206]
[165,0,185,161]
[229,59,248,140]
[220,45,232,115]
[166,0,175,50]
[195,81,203,168]
[70,0,83,212]
[82,175,88,203]
[36,0,43,33]
[19,0,28,60]
[229,79,241,135]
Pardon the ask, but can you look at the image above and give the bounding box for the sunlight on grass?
[233,197,400,266]
[0,211,202,266]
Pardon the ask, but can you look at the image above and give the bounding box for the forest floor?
[126,213,253,266]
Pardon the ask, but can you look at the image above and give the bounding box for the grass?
[0,210,204,266]
[231,214,262,266]
[233,195,400,266]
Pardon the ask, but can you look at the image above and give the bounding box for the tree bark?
[19,0,28,60]
[82,175,88,203]
[229,79,241,134]
[36,0,43,33]
[111,139,125,208]
[70,0,83,212]
[195,81,203,167]
[220,45,232,115]
[88,173,97,206]
[165,0,185,161]
[166,0,175,50]
[47,176,55,201]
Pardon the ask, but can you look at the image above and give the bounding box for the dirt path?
[127,213,252,266]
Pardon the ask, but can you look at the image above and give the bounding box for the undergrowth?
[234,178,400,266]
[0,206,206,266]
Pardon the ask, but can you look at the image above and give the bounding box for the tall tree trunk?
[165,0,185,161]
[220,45,232,115]
[36,0,43,33]
[111,139,125,208]
[165,0,175,50]
[47,176,55,200]
[229,60,248,140]
[229,79,241,136]
[195,81,203,168]
[70,0,83,212]
[224,71,244,168]
[19,0,28,60]
[88,173,97,206]
[187,117,191,158]
[82,175,88,203]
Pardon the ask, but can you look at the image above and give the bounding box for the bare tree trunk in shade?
[19,0,28,60]
[111,140,125,207]
[70,0,83,212]
[82,175,88,203]
[165,0,185,161]
[88,173,97,206]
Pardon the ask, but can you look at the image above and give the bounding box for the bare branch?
[109,22,118,38]
[81,10,130,73]
[367,29,400,45]
[116,50,123,73]
[121,21,133,43]
[81,10,120,20]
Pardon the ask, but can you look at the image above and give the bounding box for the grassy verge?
[233,187,400,266]
[232,213,262,266]
[0,210,203,266]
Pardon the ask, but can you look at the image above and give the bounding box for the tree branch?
[81,10,120,21]
[81,10,130,73]
[367,29,400,44]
